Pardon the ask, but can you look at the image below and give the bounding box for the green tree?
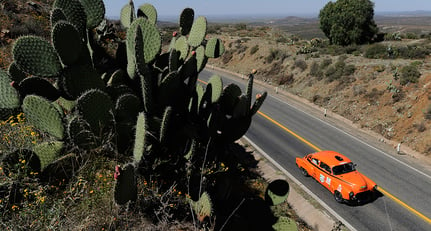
[319,0,378,46]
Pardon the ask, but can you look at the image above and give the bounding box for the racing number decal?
[326,177,331,185]
[320,174,331,185]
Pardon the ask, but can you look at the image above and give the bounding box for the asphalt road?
[199,69,431,231]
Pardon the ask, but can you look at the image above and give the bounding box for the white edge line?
[243,136,358,231]
[268,94,431,180]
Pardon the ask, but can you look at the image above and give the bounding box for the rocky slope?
[208,28,431,156]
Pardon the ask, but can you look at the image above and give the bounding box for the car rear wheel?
[334,190,344,203]
[300,167,309,176]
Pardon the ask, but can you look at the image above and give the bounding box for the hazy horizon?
[103,0,431,21]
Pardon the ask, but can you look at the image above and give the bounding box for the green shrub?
[293,59,307,72]
[265,48,288,64]
[276,73,294,85]
[309,61,322,77]
[249,45,259,55]
[400,64,421,85]
[320,58,332,69]
[364,43,387,59]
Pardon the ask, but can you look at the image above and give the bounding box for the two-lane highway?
[199,69,431,230]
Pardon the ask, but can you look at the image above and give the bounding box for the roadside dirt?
[208,33,431,158]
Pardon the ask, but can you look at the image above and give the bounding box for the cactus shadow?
[211,143,278,231]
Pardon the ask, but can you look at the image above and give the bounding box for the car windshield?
[332,162,356,175]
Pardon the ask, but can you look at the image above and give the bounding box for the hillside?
[207,22,431,157]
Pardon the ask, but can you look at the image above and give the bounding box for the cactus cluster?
[0,0,288,229]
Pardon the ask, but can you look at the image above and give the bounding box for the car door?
[317,161,333,191]
[307,156,320,179]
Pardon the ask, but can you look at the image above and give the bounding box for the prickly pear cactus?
[272,216,298,231]
[79,0,105,28]
[76,89,114,134]
[133,112,146,164]
[52,20,83,66]
[188,16,207,47]
[0,70,20,110]
[12,36,62,77]
[205,38,225,58]
[265,179,290,206]
[189,192,212,221]
[120,0,135,29]
[114,163,137,205]
[137,3,157,25]
[18,77,60,101]
[179,8,194,35]
[33,141,64,170]
[22,95,64,140]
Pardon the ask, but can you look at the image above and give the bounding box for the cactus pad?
[60,65,105,99]
[188,16,207,47]
[159,106,173,144]
[79,0,105,28]
[12,36,62,77]
[195,45,207,73]
[174,36,189,61]
[53,0,87,38]
[22,95,64,140]
[128,18,161,64]
[0,70,20,109]
[18,77,60,101]
[179,8,194,35]
[52,21,83,66]
[189,192,212,220]
[137,3,157,25]
[114,163,137,205]
[120,0,135,29]
[114,93,141,122]
[133,112,146,164]
[67,115,96,150]
[205,38,225,58]
[272,216,298,231]
[33,141,64,170]
[76,89,114,134]
[50,8,67,27]
[207,75,223,103]
[265,179,290,206]
[7,62,27,83]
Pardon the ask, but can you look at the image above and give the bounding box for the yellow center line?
[257,111,322,152]
[378,186,431,224]
[257,110,431,225]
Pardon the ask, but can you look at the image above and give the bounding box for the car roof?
[310,151,352,167]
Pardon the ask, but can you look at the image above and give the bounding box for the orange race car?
[296,150,378,204]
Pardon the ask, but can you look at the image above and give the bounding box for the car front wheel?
[300,167,309,176]
[334,190,344,203]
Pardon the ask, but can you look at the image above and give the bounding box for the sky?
[103,0,431,19]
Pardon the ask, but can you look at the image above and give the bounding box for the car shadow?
[345,190,384,207]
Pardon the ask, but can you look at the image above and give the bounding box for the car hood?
[338,171,369,189]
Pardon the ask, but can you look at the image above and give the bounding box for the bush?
[249,45,259,55]
[265,48,288,64]
[400,64,421,85]
[276,73,294,85]
[364,43,387,59]
[309,61,322,77]
[293,59,307,72]
[320,58,332,69]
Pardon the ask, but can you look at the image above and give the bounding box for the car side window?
[311,158,319,166]
[320,162,331,173]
